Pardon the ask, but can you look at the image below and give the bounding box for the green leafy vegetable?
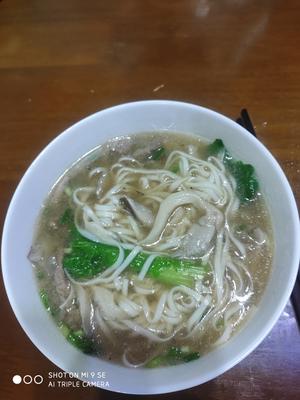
[169,163,180,174]
[58,323,95,354]
[39,288,95,353]
[59,208,74,226]
[145,355,166,368]
[61,212,209,285]
[149,146,166,161]
[235,223,247,233]
[224,152,259,202]
[39,289,56,315]
[216,318,224,329]
[146,347,200,368]
[206,139,259,202]
[67,329,95,354]
[58,322,70,337]
[206,138,225,157]
[64,187,72,197]
[40,289,51,311]
[63,236,119,279]
[63,233,209,286]
[36,270,45,280]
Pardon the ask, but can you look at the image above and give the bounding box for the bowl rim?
[1,100,300,394]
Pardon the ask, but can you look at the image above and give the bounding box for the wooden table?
[0,1,299,399]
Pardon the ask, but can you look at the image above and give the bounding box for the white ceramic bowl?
[2,101,300,394]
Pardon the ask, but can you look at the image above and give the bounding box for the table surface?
[0,0,299,399]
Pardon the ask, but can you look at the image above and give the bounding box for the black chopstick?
[235,109,300,328]
[291,270,300,330]
[236,108,257,137]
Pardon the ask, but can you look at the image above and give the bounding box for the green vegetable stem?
[145,346,200,368]
[63,230,209,285]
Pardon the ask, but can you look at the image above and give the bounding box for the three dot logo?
[12,374,43,385]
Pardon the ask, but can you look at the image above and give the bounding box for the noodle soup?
[29,132,273,368]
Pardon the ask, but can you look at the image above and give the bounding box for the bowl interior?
[2,100,299,394]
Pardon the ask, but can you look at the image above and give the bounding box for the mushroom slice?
[120,196,154,227]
